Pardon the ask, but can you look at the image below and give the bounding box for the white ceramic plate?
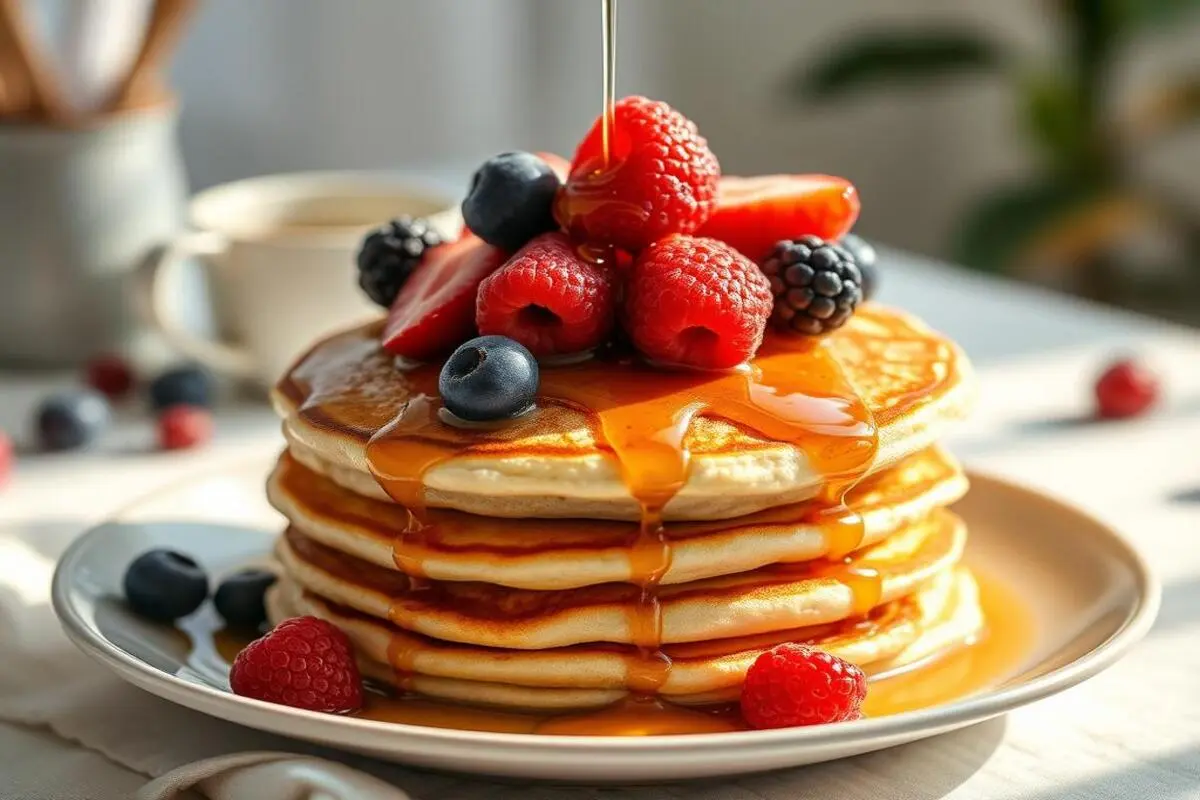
[51,461,1159,782]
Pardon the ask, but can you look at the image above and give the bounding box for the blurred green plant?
[789,0,1200,308]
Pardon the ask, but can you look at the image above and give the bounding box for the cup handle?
[135,231,258,379]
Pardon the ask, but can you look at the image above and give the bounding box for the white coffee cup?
[138,172,462,386]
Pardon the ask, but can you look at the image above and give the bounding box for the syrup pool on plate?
[182,566,1034,735]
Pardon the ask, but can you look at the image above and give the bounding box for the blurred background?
[2,0,1199,376]
[170,0,1200,320]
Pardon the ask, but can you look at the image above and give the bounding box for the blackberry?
[356,216,443,308]
[760,235,863,336]
[839,233,878,301]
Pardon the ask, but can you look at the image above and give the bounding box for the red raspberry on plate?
[85,354,136,400]
[697,175,861,261]
[476,232,617,357]
[157,405,213,451]
[0,430,12,489]
[1095,359,1159,419]
[230,616,363,714]
[624,235,772,369]
[382,234,508,362]
[741,643,867,729]
[556,95,720,252]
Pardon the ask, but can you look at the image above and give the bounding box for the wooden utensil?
[0,0,72,122]
[108,0,198,112]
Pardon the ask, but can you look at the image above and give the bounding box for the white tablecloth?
[2,252,1198,799]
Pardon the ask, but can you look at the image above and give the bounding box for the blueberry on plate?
[839,233,878,302]
[214,568,278,629]
[438,335,539,422]
[35,390,111,451]
[462,152,561,251]
[123,549,209,622]
[148,365,215,411]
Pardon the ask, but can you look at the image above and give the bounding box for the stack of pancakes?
[266,304,980,711]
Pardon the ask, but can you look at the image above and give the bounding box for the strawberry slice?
[696,175,861,262]
[382,234,507,361]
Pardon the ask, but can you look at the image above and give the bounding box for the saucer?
[51,460,1158,782]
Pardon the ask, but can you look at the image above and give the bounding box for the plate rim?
[50,466,1161,757]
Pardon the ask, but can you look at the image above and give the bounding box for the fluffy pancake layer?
[274,507,966,649]
[267,568,983,709]
[268,446,967,590]
[273,305,974,521]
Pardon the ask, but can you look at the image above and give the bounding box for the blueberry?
[462,152,561,250]
[438,335,539,422]
[35,390,111,451]
[149,365,214,411]
[123,549,208,622]
[214,568,277,629]
[840,233,878,301]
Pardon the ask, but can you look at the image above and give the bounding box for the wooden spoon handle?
[109,0,199,112]
[0,0,72,122]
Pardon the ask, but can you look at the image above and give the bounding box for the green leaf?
[953,181,1101,272]
[1019,70,1089,165]
[794,31,1006,99]
[1112,0,1200,31]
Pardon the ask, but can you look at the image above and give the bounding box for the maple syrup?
[188,567,1034,735]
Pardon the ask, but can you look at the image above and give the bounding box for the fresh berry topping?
[35,390,111,451]
[157,405,213,451]
[356,216,444,308]
[476,232,617,356]
[149,365,215,411]
[215,568,278,630]
[1095,359,1159,419]
[697,175,861,262]
[624,235,772,370]
[85,354,136,400]
[123,549,209,622]
[535,151,571,182]
[381,234,508,362]
[839,233,878,302]
[0,430,12,489]
[556,95,720,252]
[438,335,540,422]
[741,643,867,729]
[462,152,562,250]
[760,236,863,336]
[230,616,363,714]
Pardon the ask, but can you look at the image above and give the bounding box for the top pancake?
[273,304,973,521]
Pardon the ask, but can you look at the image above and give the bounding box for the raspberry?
[760,236,863,335]
[0,430,12,489]
[85,354,136,400]
[624,235,772,369]
[556,96,720,252]
[1095,359,1158,419]
[382,234,508,362]
[698,175,860,262]
[230,616,363,713]
[740,644,867,729]
[157,405,213,451]
[476,232,617,357]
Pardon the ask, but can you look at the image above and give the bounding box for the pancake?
[268,446,967,590]
[266,567,984,709]
[273,304,975,521]
[274,509,966,649]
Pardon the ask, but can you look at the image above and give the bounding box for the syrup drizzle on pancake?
[360,332,879,696]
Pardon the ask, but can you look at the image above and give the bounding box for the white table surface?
[2,250,1198,799]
